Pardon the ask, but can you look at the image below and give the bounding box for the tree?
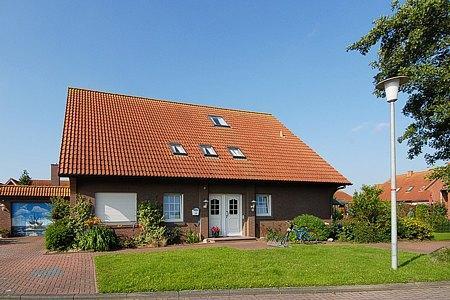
[428,164,450,189]
[18,170,31,185]
[347,0,450,165]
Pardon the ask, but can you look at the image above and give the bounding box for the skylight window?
[229,147,245,158]
[209,116,229,127]
[170,143,187,155]
[406,186,414,192]
[200,145,218,157]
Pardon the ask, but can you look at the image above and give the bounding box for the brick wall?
[73,176,339,238]
[0,201,11,233]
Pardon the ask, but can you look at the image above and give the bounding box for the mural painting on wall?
[11,203,52,236]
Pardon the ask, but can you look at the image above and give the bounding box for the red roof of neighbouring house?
[59,88,350,184]
[30,180,70,187]
[0,186,70,197]
[377,170,443,202]
[334,190,353,203]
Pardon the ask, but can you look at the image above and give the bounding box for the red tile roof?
[377,170,442,202]
[334,190,353,202]
[30,180,70,187]
[59,88,350,184]
[0,186,70,197]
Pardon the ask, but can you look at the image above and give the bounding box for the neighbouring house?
[59,88,351,238]
[332,190,353,214]
[377,169,449,218]
[333,190,353,205]
[0,164,70,236]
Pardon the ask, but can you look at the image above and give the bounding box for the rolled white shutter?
[95,193,137,223]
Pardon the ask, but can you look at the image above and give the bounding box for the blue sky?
[0,1,434,193]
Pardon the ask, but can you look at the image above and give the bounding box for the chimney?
[407,171,413,177]
[51,164,60,186]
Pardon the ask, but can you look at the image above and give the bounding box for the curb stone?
[1,281,449,299]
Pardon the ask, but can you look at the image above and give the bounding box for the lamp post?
[376,76,408,270]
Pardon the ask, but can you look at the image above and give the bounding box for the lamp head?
[375,76,408,102]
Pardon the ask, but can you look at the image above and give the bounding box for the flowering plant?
[84,216,102,228]
[211,226,220,237]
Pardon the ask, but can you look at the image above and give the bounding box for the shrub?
[70,196,94,236]
[430,216,450,232]
[331,209,343,221]
[338,219,356,242]
[137,201,164,230]
[135,201,167,247]
[399,218,432,240]
[185,229,201,244]
[50,197,70,220]
[165,226,182,245]
[120,236,137,248]
[415,204,429,220]
[414,203,450,232]
[266,228,284,242]
[352,220,390,243]
[0,227,10,238]
[77,226,120,251]
[45,220,74,251]
[328,221,343,240]
[398,202,415,218]
[346,185,391,243]
[291,214,330,241]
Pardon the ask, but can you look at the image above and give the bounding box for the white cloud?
[351,122,369,133]
[13,208,29,216]
[31,205,49,214]
[374,122,389,132]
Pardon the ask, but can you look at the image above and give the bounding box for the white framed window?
[200,145,218,157]
[256,194,271,217]
[163,193,184,222]
[95,193,137,224]
[209,115,229,127]
[170,143,187,155]
[229,147,245,158]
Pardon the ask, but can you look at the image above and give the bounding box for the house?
[59,88,351,238]
[0,164,70,236]
[333,190,353,205]
[377,169,449,218]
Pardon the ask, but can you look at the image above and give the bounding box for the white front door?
[209,194,242,237]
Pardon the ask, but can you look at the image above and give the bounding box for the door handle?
[225,211,229,218]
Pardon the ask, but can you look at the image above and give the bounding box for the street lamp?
[376,75,408,270]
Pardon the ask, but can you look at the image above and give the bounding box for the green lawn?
[95,245,450,293]
[433,232,450,241]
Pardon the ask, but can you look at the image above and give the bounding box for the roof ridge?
[68,87,273,116]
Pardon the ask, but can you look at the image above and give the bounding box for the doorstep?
[205,236,257,243]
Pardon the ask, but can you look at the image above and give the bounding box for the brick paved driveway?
[0,237,96,295]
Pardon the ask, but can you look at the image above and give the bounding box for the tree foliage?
[348,0,450,165]
[18,169,31,185]
[428,163,450,189]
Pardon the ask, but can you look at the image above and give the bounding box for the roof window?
[209,116,229,127]
[229,147,245,159]
[170,143,187,155]
[200,145,218,157]
[406,186,414,192]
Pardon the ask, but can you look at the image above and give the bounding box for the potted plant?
[211,226,220,238]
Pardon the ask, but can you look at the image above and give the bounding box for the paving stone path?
[0,237,96,295]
